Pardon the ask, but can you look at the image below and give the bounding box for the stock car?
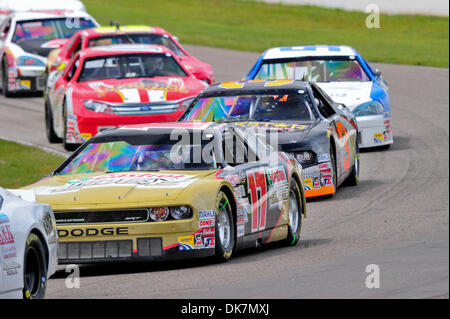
[0,10,98,96]
[180,79,359,198]
[23,122,306,264]
[45,25,215,85]
[44,44,207,151]
[245,45,393,149]
[0,187,58,299]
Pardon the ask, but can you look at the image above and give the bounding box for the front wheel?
[214,191,235,262]
[45,98,62,143]
[282,179,303,246]
[23,233,47,299]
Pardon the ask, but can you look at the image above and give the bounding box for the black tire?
[328,144,338,198]
[23,233,47,299]
[345,142,360,186]
[214,191,235,262]
[283,178,303,246]
[62,103,80,152]
[45,98,62,143]
[2,58,12,97]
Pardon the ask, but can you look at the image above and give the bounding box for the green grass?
[83,0,449,68]
[0,140,65,188]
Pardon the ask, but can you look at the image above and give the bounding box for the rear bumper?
[357,114,393,148]
[303,161,335,198]
[7,67,45,92]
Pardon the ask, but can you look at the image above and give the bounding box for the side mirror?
[173,36,179,43]
[373,68,382,76]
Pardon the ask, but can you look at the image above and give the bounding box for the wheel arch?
[290,171,306,217]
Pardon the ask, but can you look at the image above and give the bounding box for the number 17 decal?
[247,168,267,233]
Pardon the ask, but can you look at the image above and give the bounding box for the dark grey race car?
[179,79,360,198]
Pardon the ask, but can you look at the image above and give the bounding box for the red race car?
[45,25,215,85]
[44,44,208,151]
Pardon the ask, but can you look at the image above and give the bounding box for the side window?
[222,130,249,167]
[70,40,82,59]
[312,85,336,118]
[66,58,79,82]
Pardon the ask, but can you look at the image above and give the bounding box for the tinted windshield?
[181,93,314,122]
[13,18,95,43]
[77,53,188,82]
[87,33,185,56]
[255,57,370,82]
[58,139,216,175]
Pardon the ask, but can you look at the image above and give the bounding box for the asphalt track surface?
[0,45,448,299]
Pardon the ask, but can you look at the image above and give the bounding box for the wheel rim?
[24,246,41,296]
[217,203,231,249]
[289,189,300,233]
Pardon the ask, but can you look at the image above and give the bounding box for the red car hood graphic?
[73,77,206,103]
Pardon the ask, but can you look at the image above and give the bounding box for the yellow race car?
[24,122,306,263]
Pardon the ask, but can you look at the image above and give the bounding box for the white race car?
[0,10,98,96]
[0,187,58,299]
[0,0,86,24]
[246,45,393,149]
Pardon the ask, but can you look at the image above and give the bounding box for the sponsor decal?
[199,219,215,228]
[194,227,215,249]
[237,225,245,238]
[313,177,321,189]
[0,224,14,245]
[234,122,307,131]
[373,132,384,144]
[58,227,129,238]
[1,261,20,276]
[0,213,9,224]
[198,210,215,220]
[48,173,194,193]
[317,153,331,162]
[178,235,194,250]
[304,178,313,191]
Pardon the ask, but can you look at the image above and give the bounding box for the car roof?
[78,44,175,59]
[262,45,358,60]
[80,25,169,38]
[199,79,310,97]
[11,10,92,21]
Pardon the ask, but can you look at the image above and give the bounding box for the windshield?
[58,139,216,175]
[77,53,188,82]
[87,33,185,56]
[181,93,314,122]
[254,57,370,82]
[13,18,95,43]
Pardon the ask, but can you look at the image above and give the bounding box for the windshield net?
[59,139,216,175]
[254,58,370,82]
[182,93,314,122]
[77,53,188,82]
[87,34,185,56]
[13,18,95,42]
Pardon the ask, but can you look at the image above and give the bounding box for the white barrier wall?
[262,0,449,17]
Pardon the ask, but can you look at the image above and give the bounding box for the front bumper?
[302,161,335,198]
[356,114,393,148]
[55,217,216,264]
[7,66,45,92]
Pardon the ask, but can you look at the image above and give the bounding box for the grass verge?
[84,0,449,68]
[0,139,65,189]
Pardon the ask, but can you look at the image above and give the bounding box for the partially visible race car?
[46,25,215,85]
[245,45,393,149]
[23,122,306,264]
[0,187,58,299]
[180,79,359,198]
[45,44,208,151]
[0,10,98,96]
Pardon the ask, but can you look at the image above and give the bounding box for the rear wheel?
[283,179,303,246]
[214,191,235,262]
[328,145,338,197]
[23,233,47,299]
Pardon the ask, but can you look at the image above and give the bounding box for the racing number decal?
[247,169,267,233]
[335,122,351,171]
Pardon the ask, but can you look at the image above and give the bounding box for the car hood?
[177,56,212,78]
[25,171,216,207]
[316,81,373,109]
[74,77,207,104]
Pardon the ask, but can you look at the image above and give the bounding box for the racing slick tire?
[214,191,235,262]
[23,232,48,299]
[282,179,303,246]
[45,98,62,143]
[327,144,338,198]
[2,58,12,97]
[344,142,360,186]
[63,102,80,152]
